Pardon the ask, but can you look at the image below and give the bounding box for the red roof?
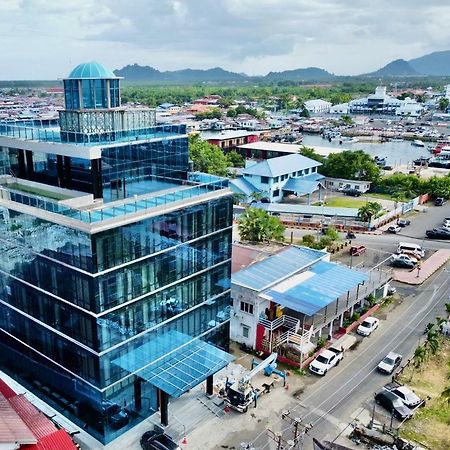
[0,378,78,449]
[23,429,79,450]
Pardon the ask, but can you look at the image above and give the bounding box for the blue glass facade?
[0,63,233,444]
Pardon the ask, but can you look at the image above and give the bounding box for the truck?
[224,353,283,413]
[309,348,343,376]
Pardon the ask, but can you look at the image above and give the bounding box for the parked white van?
[397,242,425,258]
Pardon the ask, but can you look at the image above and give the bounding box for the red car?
[350,245,366,256]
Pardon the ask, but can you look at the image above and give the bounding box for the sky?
[1,0,450,80]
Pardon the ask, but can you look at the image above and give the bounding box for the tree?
[226,150,245,168]
[238,208,285,242]
[413,345,427,368]
[321,150,380,182]
[340,114,354,125]
[426,330,440,355]
[298,146,326,164]
[189,134,230,176]
[439,97,449,112]
[357,201,382,223]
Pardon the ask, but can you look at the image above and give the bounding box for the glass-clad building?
[0,62,233,444]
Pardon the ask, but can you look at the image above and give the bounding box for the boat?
[430,139,450,154]
[428,149,450,169]
[374,156,387,166]
[340,136,359,143]
[413,156,431,166]
[412,139,425,147]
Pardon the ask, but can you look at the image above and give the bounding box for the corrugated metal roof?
[242,154,321,178]
[254,203,360,218]
[283,178,324,195]
[229,177,256,196]
[0,379,17,399]
[0,393,37,445]
[265,261,367,315]
[231,246,326,291]
[22,429,78,450]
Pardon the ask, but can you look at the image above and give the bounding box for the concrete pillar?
[340,314,344,327]
[159,389,169,426]
[318,327,322,337]
[328,321,333,340]
[206,374,214,396]
[350,305,354,316]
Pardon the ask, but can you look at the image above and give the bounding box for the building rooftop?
[0,173,229,230]
[201,130,260,141]
[232,246,327,291]
[254,203,360,218]
[67,61,118,79]
[264,260,368,315]
[237,141,300,154]
[242,153,321,178]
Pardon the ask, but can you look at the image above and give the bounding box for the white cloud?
[0,0,449,79]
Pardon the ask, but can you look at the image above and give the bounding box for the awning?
[263,261,368,316]
[282,177,325,195]
[112,330,233,398]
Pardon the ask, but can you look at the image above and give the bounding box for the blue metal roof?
[67,61,118,79]
[229,177,257,196]
[112,330,233,398]
[265,261,367,315]
[231,246,326,291]
[242,154,321,178]
[254,203,360,218]
[283,177,324,195]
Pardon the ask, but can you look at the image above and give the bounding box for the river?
[302,134,431,166]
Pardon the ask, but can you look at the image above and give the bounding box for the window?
[261,176,269,184]
[312,167,317,173]
[273,176,279,183]
[273,189,280,197]
[242,325,250,338]
[304,168,310,175]
[355,185,360,190]
[297,170,303,176]
[240,301,254,314]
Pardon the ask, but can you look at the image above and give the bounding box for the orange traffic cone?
[182,436,188,445]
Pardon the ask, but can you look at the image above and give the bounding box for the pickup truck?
[309,348,343,376]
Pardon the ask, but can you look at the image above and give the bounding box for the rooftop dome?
[67,61,118,79]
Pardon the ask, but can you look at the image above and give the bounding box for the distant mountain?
[264,67,334,81]
[408,50,450,76]
[114,64,247,82]
[363,59,419,77]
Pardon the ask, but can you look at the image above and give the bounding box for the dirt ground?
[398,339,450,450]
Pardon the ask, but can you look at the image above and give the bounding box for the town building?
[237,141,300,160]
[395,97,424,117]
[201,130,259,151]
[349,86,402,115]
[329,103,349,114]
[304,99,332,114]
[0,62,233,444]
[231,245,391,362]
[229,153,324,203]
[324,177,371,193]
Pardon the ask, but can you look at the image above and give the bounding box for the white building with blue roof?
[231,245,391,359]
[230,153,325,203]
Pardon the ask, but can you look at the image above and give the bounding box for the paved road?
[247,266,450,450]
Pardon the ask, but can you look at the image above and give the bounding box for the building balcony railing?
[0,172,229,224]
[0,121,187,146]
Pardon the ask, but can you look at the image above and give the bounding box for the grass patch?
[7,182,71,201]
[365,192,396,201]
[313,196,368,208]
[398,340,450,450]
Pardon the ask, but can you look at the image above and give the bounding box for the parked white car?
[357,317,379,336]
[309,349,343,376]
[443,218,450,228]
[384,383,423,409]
[391,253,418,265]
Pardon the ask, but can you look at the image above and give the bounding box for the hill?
[264,67,334,81]
[363,59,419,77]
[408,50,450,76]
[114,64,247,82]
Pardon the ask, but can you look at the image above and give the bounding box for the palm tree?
[413,345,427,369]
[357,201,382,225]
[445,303,450,317]
[427,330,440,355]
[237,207,285,242]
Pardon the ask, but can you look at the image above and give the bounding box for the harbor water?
[302,134,431,166]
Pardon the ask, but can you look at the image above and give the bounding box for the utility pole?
[277,411,313,449]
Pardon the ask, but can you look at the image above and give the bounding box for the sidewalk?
[393,249,450,284]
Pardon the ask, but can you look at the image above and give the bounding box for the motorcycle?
[346,231,356,239]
